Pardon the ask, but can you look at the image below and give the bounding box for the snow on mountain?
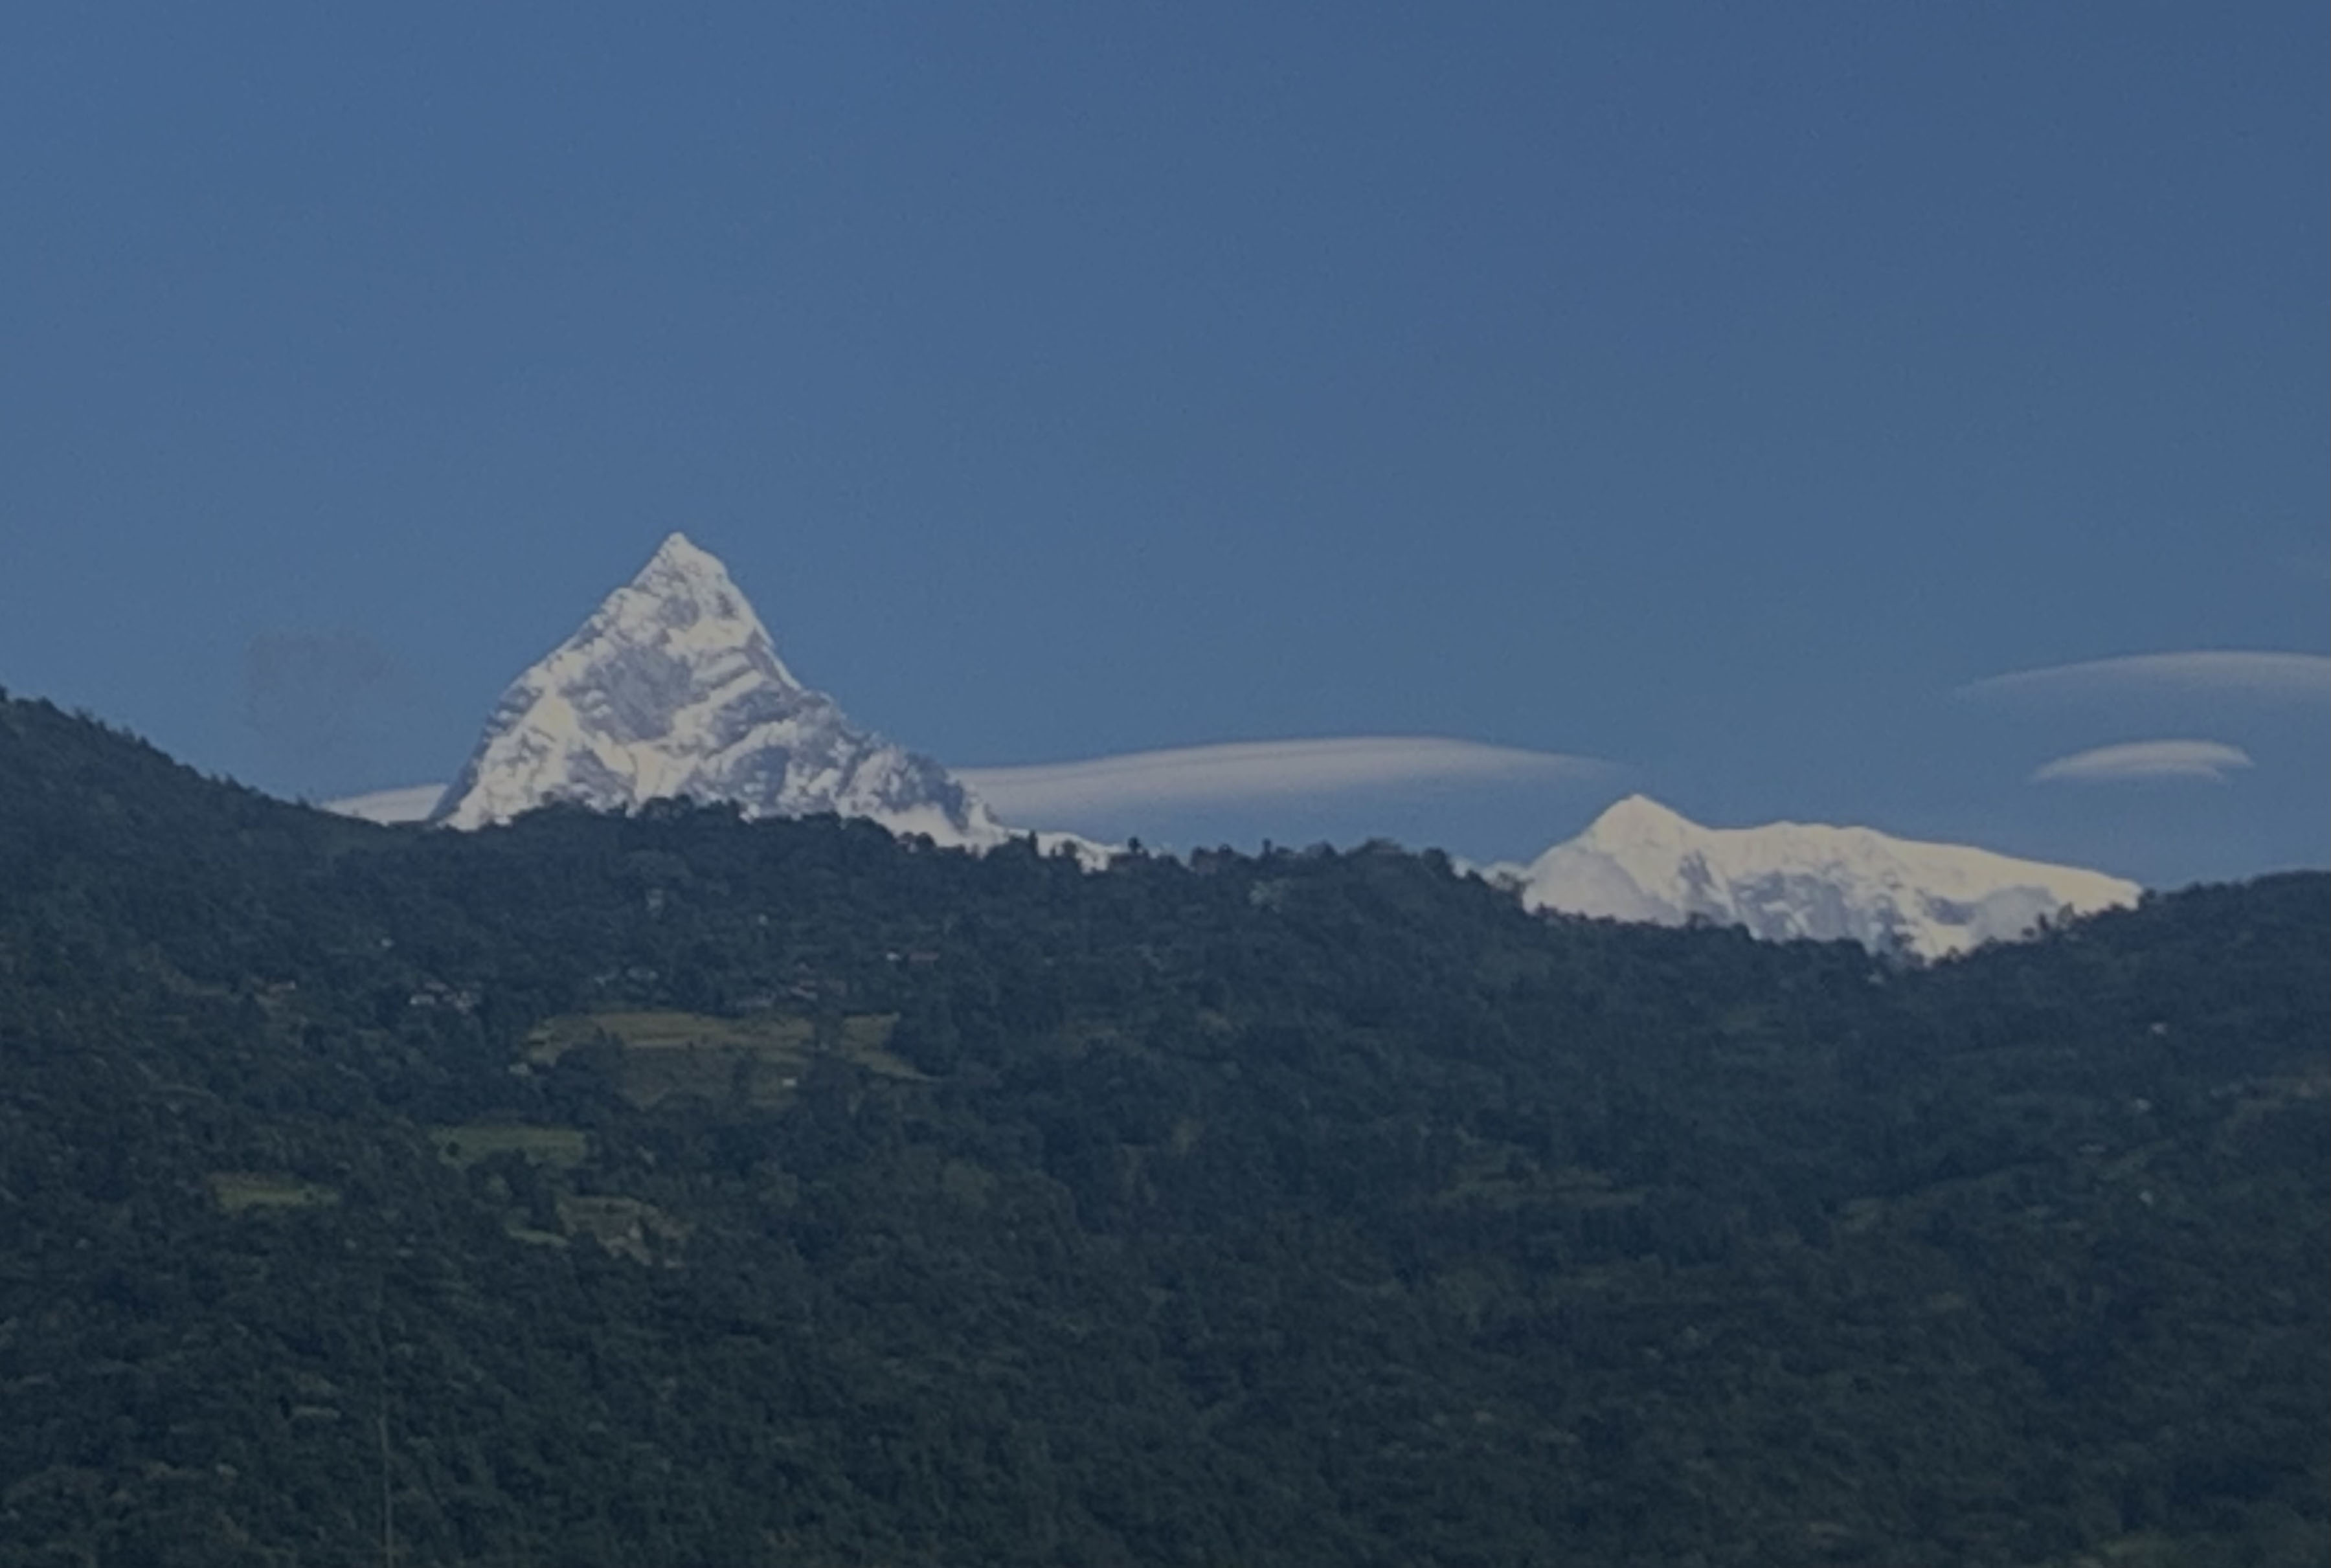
[429,533,1031,851]
[1492,795,2139,960]
[368,537,2132,924]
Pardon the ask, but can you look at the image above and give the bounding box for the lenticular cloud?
[958,737,1608,818]
[2030,740,2254,785]
[1961,651,2331,704]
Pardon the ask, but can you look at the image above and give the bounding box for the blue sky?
[3,4,2324,885]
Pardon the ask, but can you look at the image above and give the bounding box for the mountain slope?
[1502,794,2139,959]
[1,693,2325,1567]
[432,533,1011,847]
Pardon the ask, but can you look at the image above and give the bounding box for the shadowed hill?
[1,691,2325,1567]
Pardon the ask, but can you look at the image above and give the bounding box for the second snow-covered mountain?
[1493,795,2138,960]
[431,533,1012,848]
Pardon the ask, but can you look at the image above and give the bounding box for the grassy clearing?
[208,1172,340,1213]
[431,1123,590,1170]
[836,1013,909,1069]
[526,1009,816,1062]
[523,1009,914,1108]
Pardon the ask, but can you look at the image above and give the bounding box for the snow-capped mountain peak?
[1574,793,1695,852]
[597,530,796,687]
[429,535,1010,847]
[1497,796,2139,959]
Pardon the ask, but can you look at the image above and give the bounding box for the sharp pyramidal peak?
[431,533,1011,847]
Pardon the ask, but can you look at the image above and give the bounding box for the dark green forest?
[1,690,2324,1567]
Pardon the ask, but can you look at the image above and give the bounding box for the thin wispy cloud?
[2031,740,2254,786]
[958,737,1612,818]
[1959,651,2331,703]
[324,783,445,824]
[330,741,1611,827]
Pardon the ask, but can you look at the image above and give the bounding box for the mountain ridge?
[361,537,2140,948]
[1494,793,2140,959]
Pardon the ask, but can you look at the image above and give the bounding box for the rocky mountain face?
[431,534,1015,849]
[1492,794,2140,960]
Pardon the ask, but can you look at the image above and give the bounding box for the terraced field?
[206,1172,341,1213]
[430,1122,591,1170]
[524,1008,915,1106]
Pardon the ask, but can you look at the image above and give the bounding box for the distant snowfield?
[1485,795,2140,960]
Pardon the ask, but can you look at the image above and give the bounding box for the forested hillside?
[2,691,2325,1567]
